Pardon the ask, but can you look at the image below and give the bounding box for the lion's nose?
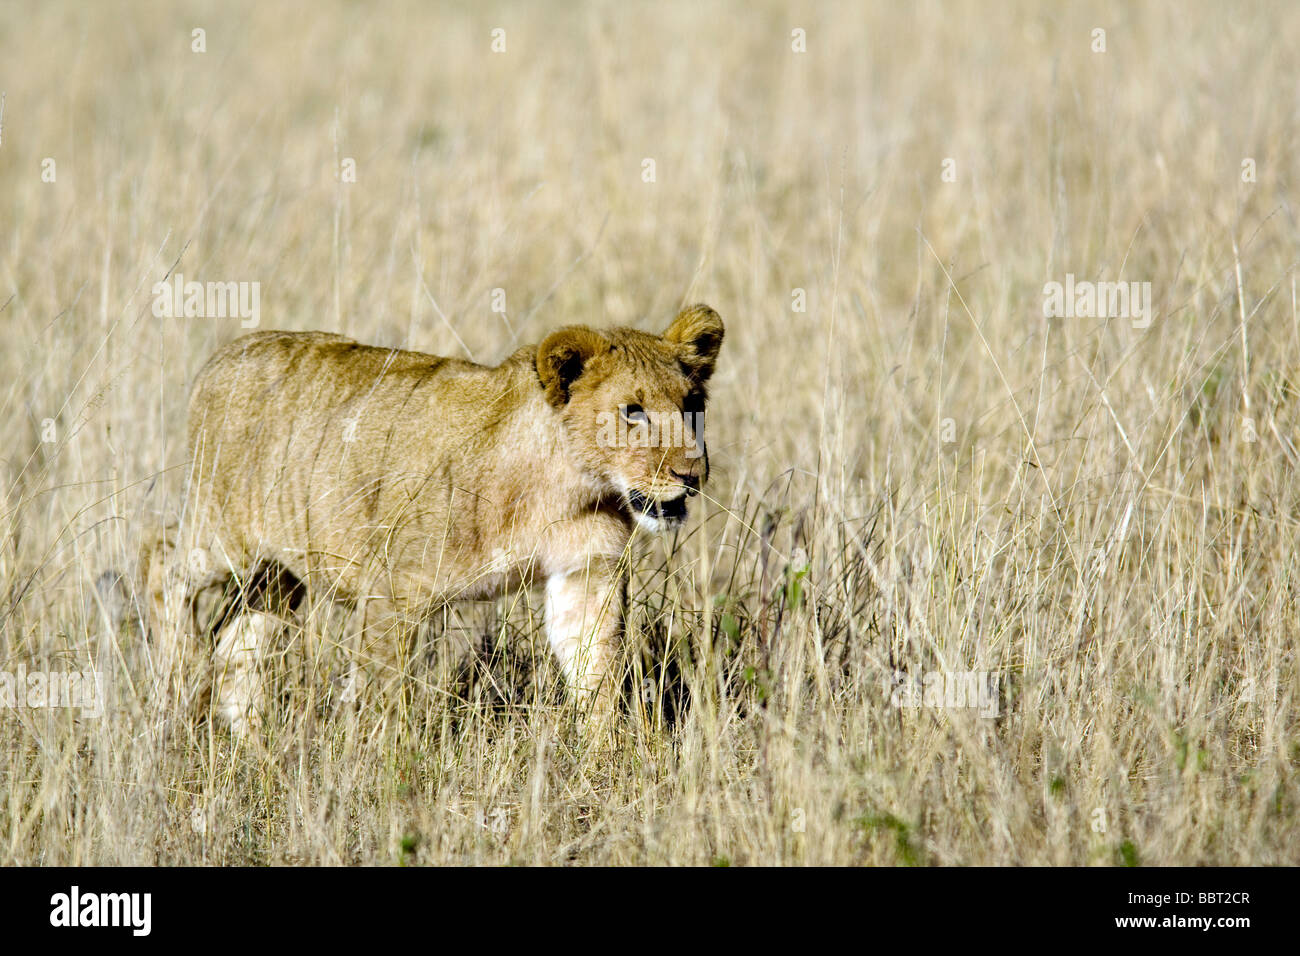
[670,469,700,495]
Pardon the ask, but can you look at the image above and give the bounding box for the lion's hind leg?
[208,561,305,736]
[145,520,292,733]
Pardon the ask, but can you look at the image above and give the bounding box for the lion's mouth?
[626,490,689,527]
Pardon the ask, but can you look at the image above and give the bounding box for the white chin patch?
[632,510,667,533]
[622,488,689,533]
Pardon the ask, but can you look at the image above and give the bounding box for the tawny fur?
[147,304,724,734]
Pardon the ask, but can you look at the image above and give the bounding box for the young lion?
[147,304,724,734]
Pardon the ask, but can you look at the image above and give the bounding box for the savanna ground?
[1,0,1298,865]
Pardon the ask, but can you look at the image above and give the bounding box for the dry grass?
[1,0,1298,865]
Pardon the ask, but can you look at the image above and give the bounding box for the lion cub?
[148,305,724,734]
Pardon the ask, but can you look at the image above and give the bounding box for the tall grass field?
[1,0,1298,865]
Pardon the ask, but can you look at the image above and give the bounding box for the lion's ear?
[536,326,609,407]
[664,304,724,382]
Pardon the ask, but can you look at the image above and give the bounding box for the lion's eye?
[620,403,648,424]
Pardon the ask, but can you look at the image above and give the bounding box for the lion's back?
[181,330,532,578]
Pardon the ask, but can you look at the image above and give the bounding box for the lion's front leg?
[543,558,627,730]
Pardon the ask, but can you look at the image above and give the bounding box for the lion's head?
[537,304,725,532]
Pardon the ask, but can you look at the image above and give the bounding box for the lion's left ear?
[664,304,725,382]
[536,325,609,408]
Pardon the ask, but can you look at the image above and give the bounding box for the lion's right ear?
[664,304,724,383]
[536,326,609,407]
